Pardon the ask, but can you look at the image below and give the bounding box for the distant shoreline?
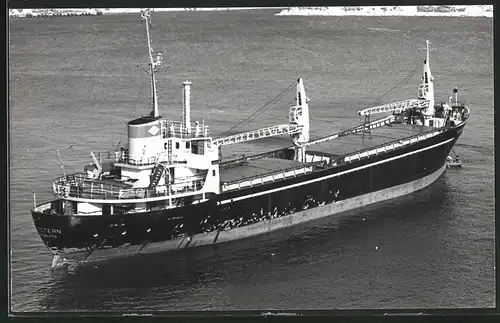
[8,8,279,18]
[276,6,493,18]
[9,6,493,18]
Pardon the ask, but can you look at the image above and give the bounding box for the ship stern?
[31,200,91,264]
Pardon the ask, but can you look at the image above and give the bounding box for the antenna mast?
[141,9,162,117]
[56,149,66,178]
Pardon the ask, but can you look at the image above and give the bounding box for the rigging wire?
[219,80,297,137]
[115,81,146,151]
[46,80,146,166]
[220,81,295,137]
[221,61,422,139]
[361,61,422,110]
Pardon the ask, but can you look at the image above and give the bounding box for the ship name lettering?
[39,233,59,239]
[39,228,62,234]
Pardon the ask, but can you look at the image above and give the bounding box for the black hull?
[32,124,465,263]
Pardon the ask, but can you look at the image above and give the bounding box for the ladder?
[212,124,303,147]
[167,140,173,163]
[362,114,372,139]
[149,163,166,190]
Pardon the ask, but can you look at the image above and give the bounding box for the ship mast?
[419,40,435,118]
[141,9,162,117]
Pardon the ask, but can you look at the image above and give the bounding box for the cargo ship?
[31,10,470,269]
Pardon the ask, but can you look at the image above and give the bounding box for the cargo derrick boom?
[357,99,429,116]
[212,124,303,147]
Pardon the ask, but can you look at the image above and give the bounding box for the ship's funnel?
[183,81,192,134]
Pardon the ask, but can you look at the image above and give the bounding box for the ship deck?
[53,123,435,198]
[218,123,432,186]
[219,158,304,184]
[307,123,430,156]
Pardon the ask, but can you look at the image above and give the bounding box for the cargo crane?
[212,124,303,146]
[211,78,404,161]
[357,99,429,116]
[211,78,311,162]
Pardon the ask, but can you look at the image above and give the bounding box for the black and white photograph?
[9,5,494,313]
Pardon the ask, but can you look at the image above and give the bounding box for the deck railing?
[221,161,324,192]
[53,173,205,200]
[336,127,446,166]
[98,149,189,167]
[160,120,210,139]
[113,151,174,167]
[339,104,469,166]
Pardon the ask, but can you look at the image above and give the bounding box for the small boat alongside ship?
[446,150,463,168]
[31,10,470,269]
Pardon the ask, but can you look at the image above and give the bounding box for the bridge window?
[175,142,180,149]
[213,169,216,176]
[186,141,190,149]
[191,140,205,155]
